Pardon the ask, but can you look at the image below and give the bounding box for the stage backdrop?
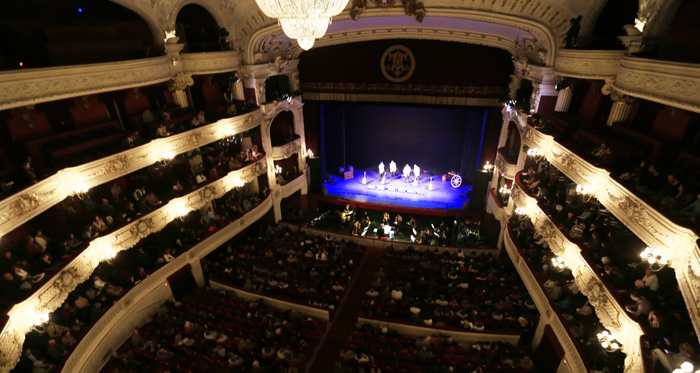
[320,102,490,185]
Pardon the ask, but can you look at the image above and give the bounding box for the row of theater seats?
[0,131,263,313]
[530,115,700,232]
[359,246,539,334]
[12,178,270,373]
[104,288,326,373]
[335,322,533,372]
[203,226,367,312]
[518,161,697,370]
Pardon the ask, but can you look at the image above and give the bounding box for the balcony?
[271,136,303,161]
[0,109,261,238]
[0,50,241,111]
[0,156,270,371]
[505,108,700,346]
[553,49,624,80]
[614,55,700,113]
[495,147,517,179]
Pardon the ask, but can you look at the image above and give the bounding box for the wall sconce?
[159,152,175,165]
[526,147,545,161]
[575,184,595,202]
[597,330,621,352]
[307,149,314,158]
[499,185,512,195]
[483,161,494,173]
[551,256,569,271]
[71,183,89,200]
[515,207,527,216]
[673,362,700,373]
[27,312,49,328]
[274,165,282,174]
[640,247,668,271]
[220,128,238,147]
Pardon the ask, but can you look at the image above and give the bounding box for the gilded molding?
[0,110,262,238]
[553,50,624,80]
[272,138,302,160]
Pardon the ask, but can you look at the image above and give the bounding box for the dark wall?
[299,39,511,98]
[318,102,495,184]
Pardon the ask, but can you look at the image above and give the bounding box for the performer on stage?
[413,164,421,185]
[403,164,411,183]
[378,161,386,184]
[389,160,397,180]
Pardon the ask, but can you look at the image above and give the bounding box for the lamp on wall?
[482,161,494,173]
[71,183,89,200]
[551,256,569,271]
[575,184,595,202]
[526,147,545,161]
[673,362,700,373]
[597,330,621,352]
[499,185,512,195]
[514,207,527,216]
[640,247,669,271]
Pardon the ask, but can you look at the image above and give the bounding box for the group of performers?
[378,161,421,185]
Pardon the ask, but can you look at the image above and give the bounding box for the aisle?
[308,246,384,373]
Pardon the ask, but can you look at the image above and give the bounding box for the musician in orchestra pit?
[383,212,391,224]
[403,164,411,183]
[389,161,397,180]
[378,162,386,183]
[342,204,355,223]
[351,221,361,236]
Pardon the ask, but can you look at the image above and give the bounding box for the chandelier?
[255,0,349,50]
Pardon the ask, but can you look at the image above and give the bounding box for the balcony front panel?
[614,56,700,114]
[495,148,516,179]
[502,222,588,372]
[272,137,303,160]
[280,172,306,199]
[505,108,700,346]
[0,110,261,238]
[63,195,274,373]
[511,182,645,371]
[553,50,624,80]
[181,50,241,75]
[0,56,172,111]
[0,156,269,372]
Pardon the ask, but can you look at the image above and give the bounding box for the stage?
[322,170,471,210]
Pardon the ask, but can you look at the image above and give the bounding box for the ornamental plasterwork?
[0,110,262,238]
[0,159,268,372]
[614,66,700,114]
[553,50,623,80]
[168,72,194,92]
[276,139,302,160]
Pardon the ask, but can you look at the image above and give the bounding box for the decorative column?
[233,79,245,101]
[554,87,573,112]
[168,73,194,108]
[606,91,636,126]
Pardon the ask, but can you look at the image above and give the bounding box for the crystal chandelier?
[255,0,349,50]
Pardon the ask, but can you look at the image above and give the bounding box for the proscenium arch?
[245,8,558,66]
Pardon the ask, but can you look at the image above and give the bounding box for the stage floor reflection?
[322,170,471,210]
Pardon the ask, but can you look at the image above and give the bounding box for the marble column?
[606,92,636,126]
[554,87,573,112]
[168,73,193,108]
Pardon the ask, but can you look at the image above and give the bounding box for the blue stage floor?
[323,170,471,210]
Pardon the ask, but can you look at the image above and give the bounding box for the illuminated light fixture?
[640,247,669,271]
[274,165,283,174]
[499,185,512,195]
[254,0,349,50]
[483,161,494,173]
[526,147,545,161]
[514,207,527,216]
[220,128,238,147]
[307,149,314,157]
[634,18,645,33]
[672,361,700,373]
[575,184,595,202]
[597,330,621,352]
[164,30,178,43]
[551,256,569,271]
[71,183,89,200]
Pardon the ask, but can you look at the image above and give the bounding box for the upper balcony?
[0,50,240,111]
[504,108,700,344]
[553,49,625,80]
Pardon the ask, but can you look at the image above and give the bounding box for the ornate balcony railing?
[495,148,516,179]
[613,55,700,114]
[0,156,269,372]
[279,172,306,199]
[511,180,646,372]
[271,137,303,161]
[0,50,241,111]
[504,107,700,343]
[62,195,274,373]
[553,49,624,80]
[502,218,589,372]
[0,109,261,238]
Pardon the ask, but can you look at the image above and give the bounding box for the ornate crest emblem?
[381,45,415,83]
